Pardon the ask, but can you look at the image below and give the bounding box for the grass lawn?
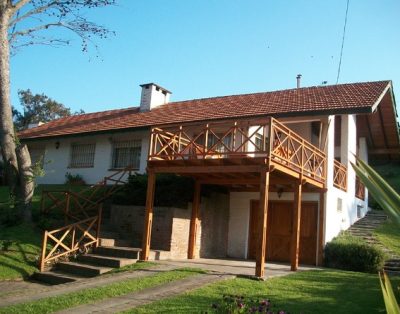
[0,223,42,280]
[127,269,400,314]
[374,219,400,257]
[0,268,204,314]
[0,184,88,281]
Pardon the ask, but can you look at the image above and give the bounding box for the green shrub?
[324,233,385,273]
[65,172,86,185]
[112,174,228,208]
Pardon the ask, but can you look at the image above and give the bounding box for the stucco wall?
[28,130,149,184]
[324,115,368,243]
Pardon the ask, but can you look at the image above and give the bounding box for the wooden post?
[96,204,103,248]
[188,181,201,259]
[64,192,70,225]
[39,231,48,272]
[291,179,302,271]
[140,170,156,261]
[255,169,270,278]
[317,192,325,266]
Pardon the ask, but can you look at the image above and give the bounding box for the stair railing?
[39,204,102,272]
[40,166,134,217]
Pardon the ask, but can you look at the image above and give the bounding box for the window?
[207,133,232,153]
[111,140,141,169]
[337,198,343,213]
[255,134,268,151]
[70,143,96,168]
[28,146,45,167]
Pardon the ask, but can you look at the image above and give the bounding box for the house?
[20,81,400,278]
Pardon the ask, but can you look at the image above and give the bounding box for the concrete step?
[57,261,112,277]
[32,270,84,285]
[99,237,134,247]
[95,246,141,259]
[77,254,137,268]
[384,265,400,271]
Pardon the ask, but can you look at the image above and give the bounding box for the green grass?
[126,270,400,314]
[0,223,42,280]
[374,219,400,257]
[0,268,204,314]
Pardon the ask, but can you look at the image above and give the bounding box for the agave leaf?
[356,158,400,207]
[379,271,400,314]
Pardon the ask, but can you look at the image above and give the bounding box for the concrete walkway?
[56,272,232,314]
[158,258,319,278]
[0,258,316,312]
[0,264,177,308]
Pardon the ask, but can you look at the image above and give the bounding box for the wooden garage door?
[247,200,318,265]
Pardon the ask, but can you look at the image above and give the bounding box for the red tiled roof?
[19,80,391,140]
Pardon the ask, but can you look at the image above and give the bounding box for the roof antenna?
[296,74,302,88]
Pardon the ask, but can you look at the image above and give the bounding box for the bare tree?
[0,0,115,218]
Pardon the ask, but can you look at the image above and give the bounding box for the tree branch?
[8,1,57,28]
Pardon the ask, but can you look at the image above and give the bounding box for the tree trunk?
[16,144,34,222]
[0,7,18,199]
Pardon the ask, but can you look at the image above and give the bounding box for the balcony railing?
[333,160,347,191]
[355,176,365,200]
[148,117,327,185]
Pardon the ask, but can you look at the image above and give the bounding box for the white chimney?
[139,83,171,112]
[27,121,44,129]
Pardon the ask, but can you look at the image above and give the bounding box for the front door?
[247,200,318,265]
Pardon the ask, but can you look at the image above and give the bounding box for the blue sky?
[10,0,400,115]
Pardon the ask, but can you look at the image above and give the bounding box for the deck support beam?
[188,181,201,259]
[140,170,156,261]
[255,169,270,278]
[291,179,302,271]
[317,192,325,266]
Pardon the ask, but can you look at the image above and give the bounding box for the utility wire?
[336,0,350,84]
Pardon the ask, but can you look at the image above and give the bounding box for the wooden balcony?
[148,117,326,189]
[333,160,347,191]
[355,176,365,200]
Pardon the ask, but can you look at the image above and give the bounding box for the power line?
[336,0,350,84]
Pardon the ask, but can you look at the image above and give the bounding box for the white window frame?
[69,143,96,168]
[111,140,141,170]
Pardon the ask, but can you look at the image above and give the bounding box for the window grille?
[207,134,232,153]
[111,140,141,169]
[70,143,96,168]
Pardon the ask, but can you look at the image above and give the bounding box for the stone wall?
[109,192,229,258]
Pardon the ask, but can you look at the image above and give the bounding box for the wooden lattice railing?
[355,176,365,200]
[269,119,326,183]
[333,160,347,191]
[41,166,134,218]
[39,205,102,271]
[149,117,327,184]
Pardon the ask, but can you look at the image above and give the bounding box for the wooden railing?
[333,160,347,191]
[39,205,102,272]
[269,118,326,183]
[149,117,327,184]
[355,176,365,200]
[41,166,134,217]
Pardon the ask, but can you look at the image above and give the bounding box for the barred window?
[70,143,96,168]
[112,140,141,169]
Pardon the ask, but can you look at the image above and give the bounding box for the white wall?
[325,115,368,242]
[227,191,320,259]
[28,129,149,185]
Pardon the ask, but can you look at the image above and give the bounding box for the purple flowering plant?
[209,294,289,313]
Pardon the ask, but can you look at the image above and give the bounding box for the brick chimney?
[139,83,171,112]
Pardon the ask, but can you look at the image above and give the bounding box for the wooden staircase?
[348,210,400,275]
[35,167,136,284]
